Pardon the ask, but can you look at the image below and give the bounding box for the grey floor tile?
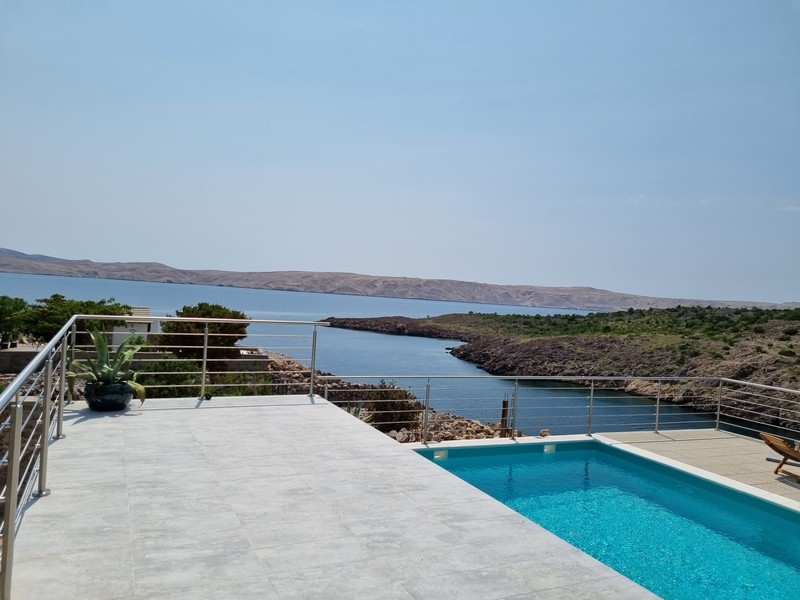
[269,559,413,600]
[533,575,658,599]
[135,577,279,600]
[404,567,534,600]
[133,549,267,597]
[12,545,136,599]
[244,514,353,549]
[255,534,374,575]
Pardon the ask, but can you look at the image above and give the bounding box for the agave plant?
[68,329,146,404]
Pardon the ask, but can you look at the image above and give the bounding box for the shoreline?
[265,353,518,442]
[5,251,795,310]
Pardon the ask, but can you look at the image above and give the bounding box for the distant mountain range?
[0,248,795,312]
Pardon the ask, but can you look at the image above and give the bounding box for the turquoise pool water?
[416,441,800,600]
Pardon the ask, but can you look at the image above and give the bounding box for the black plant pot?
[84,382,133,412]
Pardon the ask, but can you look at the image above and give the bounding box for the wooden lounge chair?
[759,432,800,480]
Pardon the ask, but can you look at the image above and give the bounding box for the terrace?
[1,316,799,599]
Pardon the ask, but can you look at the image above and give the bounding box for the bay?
[0,272,580,376]
[0,272,710,433]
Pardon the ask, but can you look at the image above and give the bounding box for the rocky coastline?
[245,354,520,442]
[323,314,800,413]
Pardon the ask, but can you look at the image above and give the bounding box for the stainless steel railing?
[67,314,329,399]
[318,375,800,443]
[0,314,328,599]
[716,378,800,439]
[1,314,799,598]
[0,318,72,600]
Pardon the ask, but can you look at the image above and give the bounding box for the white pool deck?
[9,395,799,599]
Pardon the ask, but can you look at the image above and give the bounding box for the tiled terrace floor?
[599,428,800,505]
[11,396,657,600]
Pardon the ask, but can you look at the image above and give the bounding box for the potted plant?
[68,329,146,411]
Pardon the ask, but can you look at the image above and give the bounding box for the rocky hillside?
[2,248,796,312]
[325,307,800,399]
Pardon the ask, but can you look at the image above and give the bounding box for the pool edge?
[409,432,800,514]
[593,433,800,514]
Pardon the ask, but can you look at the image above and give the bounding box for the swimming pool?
[416,439,800,600]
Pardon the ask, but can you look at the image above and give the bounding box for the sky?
[1,1,799,304]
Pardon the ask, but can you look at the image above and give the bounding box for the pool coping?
[408,432,800,514]
[593,434,800,513]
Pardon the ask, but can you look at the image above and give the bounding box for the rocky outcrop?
[324,315,800,412]
[448,335,681,378]
[386,411,519,443]
[324,317,468,340]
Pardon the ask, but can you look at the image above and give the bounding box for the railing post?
[587,381,594,435]
[715,379,723,430]
[422,379,431,443]
[323,383,329,401]
[309,327,318,398]
[56,337,67,439]
[654,381,661,433]
[66,322,77,404]
[500,396,509,438]
[200,323,209,398]
[510,380,519,440]
[1,395,24,600]
[36,357,53,497]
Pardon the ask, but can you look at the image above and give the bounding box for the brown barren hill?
[0,248,796,312]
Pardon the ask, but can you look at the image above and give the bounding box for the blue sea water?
[418,441,800,600]
[0,272,578,377]
[0,272,707,432]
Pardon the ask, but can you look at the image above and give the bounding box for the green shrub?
[136,354,203,398]
[159,302,249,373]
[208,371,274,396]
[778,348,797,357]
[364,380,422,433]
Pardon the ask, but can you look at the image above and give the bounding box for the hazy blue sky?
[2,1,799,303]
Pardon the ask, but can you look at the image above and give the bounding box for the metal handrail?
[1,314,799,598]
[0,314,328,598]
[316,374,800,443]
[0,316,77,413]
[0,316,76,600]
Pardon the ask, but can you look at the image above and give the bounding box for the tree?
[132,354,203,398]
[23,294,131,342]
[0,295,30,346]
[158,302,249,372]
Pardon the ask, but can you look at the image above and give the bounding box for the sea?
[1,272,707,432]
[0,272,582,376]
